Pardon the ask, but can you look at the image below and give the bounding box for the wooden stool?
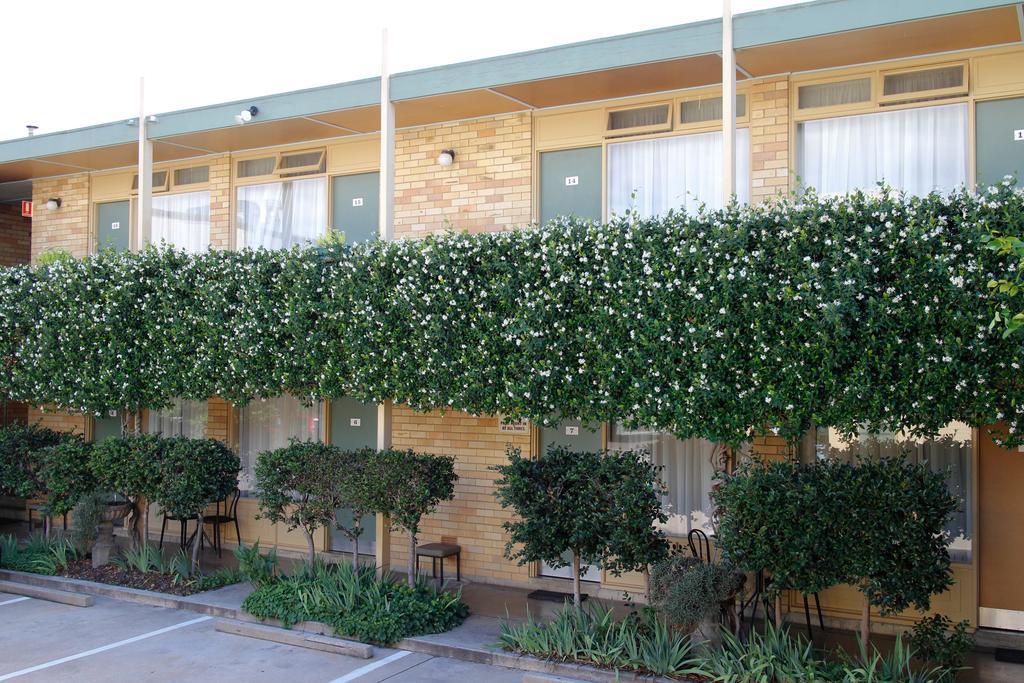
[415,542,461,582]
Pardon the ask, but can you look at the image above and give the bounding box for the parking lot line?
[0,597,30,607]
[0,615,212,681]
[328,650,413,683]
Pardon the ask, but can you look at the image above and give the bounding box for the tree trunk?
[408,531,417,588]
[860,594,871,646]
[774,594,783,629]
[643,565,651,601]
[190,512,203,576]
[304,528,316,569]
[572,552,582,607]
[352,517,361,571]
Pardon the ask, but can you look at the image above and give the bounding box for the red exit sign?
[20,200,32,218]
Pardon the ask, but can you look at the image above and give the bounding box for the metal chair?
[688,528,713,563]
[203,489,241,558]
[159,510,198,550]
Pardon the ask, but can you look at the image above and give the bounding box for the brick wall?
[31,174,90,261]
[208,155,232,249]
[748,77,791,204]
[393,112,532,238]
[0,204,31,266]
[389,406,533,584]
[27,407,89,436]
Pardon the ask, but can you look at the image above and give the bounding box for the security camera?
[235,106,259,125]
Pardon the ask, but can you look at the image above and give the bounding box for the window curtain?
[148,398,207,439]
[609,424,720,537]
[811,423,973,562]
[150,190,210,253]
[798,102,967,197]
[236,177,326,249]
[607,128,750,218]
[238,396,322,490]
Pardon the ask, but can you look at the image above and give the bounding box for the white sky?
[0,0,810,141]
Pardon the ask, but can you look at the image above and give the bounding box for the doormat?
[527,589,588,603]
[995,648,1024,664]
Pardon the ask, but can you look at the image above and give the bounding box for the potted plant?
[649,553,745,647]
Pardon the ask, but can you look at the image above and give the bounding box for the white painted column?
[376,29,395,575]
[136,77,153,250]
[721,0,736,204]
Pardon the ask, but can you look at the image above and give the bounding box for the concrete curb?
[0,579,93,607]
[0,569,668,682]
[215,618,373,659]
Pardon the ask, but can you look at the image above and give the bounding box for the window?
[151,190,210,253]
[680,94,747,125]
[148,398,207,439]
[606,103,672,137]
[236,177,327,249]
[238,396,322,490]
[238,157,277,179]
[797,102,967,197]
[276,150,326,177]
[797,78,872,110]
[803,423,973,563]
[880,63,966,104]
[131,170,169,193]
[173,166,209,187]
[607,128,750,217]
[609,424,722,537]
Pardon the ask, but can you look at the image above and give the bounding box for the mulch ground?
[60,559,200,596]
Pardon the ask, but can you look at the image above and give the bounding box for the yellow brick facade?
[30,174,91,261]
[208,155,232,250]
[394,112,532,238]
[748,77,791,204]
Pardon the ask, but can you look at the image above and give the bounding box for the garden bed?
[57,558,237,596]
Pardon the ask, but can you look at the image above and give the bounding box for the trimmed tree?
[152,437,240,574]
[38,438,97,519]
[847,457,957,643]
[333,447,382,569]
[0,423,74,500]
[376,449,457,587]
[89,434,165,549]
[254,440,345,566]
[494,445,669,605]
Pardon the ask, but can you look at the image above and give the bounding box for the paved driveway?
[0,591,524,682]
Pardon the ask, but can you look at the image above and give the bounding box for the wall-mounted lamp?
[235,106,259,125]
[45,198,62,210]
[436,149,455,167]
[26,125,38,137]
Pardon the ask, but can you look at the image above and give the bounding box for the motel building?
[1,0,1024,637]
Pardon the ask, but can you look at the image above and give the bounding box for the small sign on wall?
[111,221,121,230]
[20,200,32,218]
[352,197,364,207]
[565,425,580,436]
[499,416,529,434]
[564,176,580,187]
[350,418,362,427]
[1015,129,1024,142]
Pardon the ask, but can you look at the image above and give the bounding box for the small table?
[415,542,462,582]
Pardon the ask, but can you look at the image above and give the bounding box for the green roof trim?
[0,0,1018,166]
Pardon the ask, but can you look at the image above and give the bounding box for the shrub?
[255,441,347,566]
[241,561,468,645]
[375,449,457,587]
[89,434,165,550]
[498,603,706,678]
[333,447,382,569]
[909,614,974,678]
[0,532,76,575]
[234,541,279,589]
[38,438,96,517]
[0,423,74,498]
[495,446,667,605]
[69,490,107,555]
[699,624,839,681]
[649,555,745,633]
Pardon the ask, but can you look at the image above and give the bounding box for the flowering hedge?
[2,184,1023,446]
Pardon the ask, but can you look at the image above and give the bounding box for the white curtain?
[237,177,326,249]
[150,191,210,253]
[238,396,322,490]
[798,102,967,196]
[810,422,973,563]
[609,424,720,537]
[148,398,207,439]
[607,128,750,218]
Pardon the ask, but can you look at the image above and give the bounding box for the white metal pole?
[137,77,153,250]
[722,0,736,204]
[376,28,395,575]
[378,28,395,243]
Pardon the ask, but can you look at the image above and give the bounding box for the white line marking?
[328,650,413,683]
[0,615,212,681]
[0,597,30,607]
